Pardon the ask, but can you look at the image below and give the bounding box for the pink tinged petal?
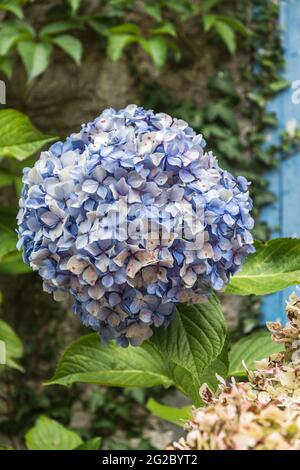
[113,250,129,267]
[53,290,69,302]
[95,255,109,273]
[125,323,152,340]
[88,284,105,300]
[158,267,168,283]
[107,313,121,327]
[67,255,88,275]
[127,258,143,278]
[142,266,157,284]
[86,300,100,316]
[198,243,214,259]
[183,268,197,287]
[82,179,99,194]
[136,251,158,266]
[82,266,98,285]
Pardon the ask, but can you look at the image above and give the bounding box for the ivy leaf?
[203,14,216,32]
[146,398,192,427]
[269,79,290,93]
[228,331,284,377]
[0,252,31,275]
[0,318,24,372]
[17,41,53,81]
[0,56,13,78]
[25,416,83,450]
[0,25,24,55]
[107,34,137,61]
[150,22,177,38]
[0,0,23,19]
[217,15,250,35]
[202,0,222,13]
[75,438,102,450]
[0,109,58,160]
[214,20,236,54]
[67,0,83,14]
[39,21,80,38]
[109,23,141,35]
[0,225,17,259]
[144,3,162,22]
[140,36,168,68]
[51,35,83,65]
[227,238,300,296]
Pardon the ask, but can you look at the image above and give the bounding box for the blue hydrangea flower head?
[17,105,255,347]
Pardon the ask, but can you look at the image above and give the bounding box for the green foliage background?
[0,0,296,450]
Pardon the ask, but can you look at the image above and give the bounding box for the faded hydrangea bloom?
[17,105,254,347]
[169,293,300,450]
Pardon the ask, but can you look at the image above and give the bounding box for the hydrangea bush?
[169,292,300,451]
[17,105,254,347]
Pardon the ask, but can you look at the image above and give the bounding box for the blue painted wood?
[261,0,300,322]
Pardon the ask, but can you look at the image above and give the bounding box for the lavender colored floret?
[17,105,255,347]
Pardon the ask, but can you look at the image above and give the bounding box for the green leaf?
[25,416,83,450]
[217,15,250,35]
[109,23,141,35]
[17,41,53,81]
[40,21,80,38]
[269,79,290,93]
[0,1,23,19]
[46,337,173,388]
[107,34,137,61]
[0,444,15,450]
[0,26,23,55]
[214,20,236,54]
[47,294,227,406]
[0,109,57,160]
[0,251,31,275]
[75,437,102,450]
[227,238,300,296]
[144,3,162,22]
[202,0,221,13]
[0,318,24,371]
[228,331,284,377]
[51,35,82,65]
[67,0,83,14]
[140,36,168,68]
[0,169,15,188]
[0,56,13,78]
[146,398,192,427]
[0,226,17,259]
[150,22,177,38]
[203,14,216,32]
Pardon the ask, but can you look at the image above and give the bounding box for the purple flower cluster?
[17,105,254,347]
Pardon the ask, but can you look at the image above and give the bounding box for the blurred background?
[0,0,297,450]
